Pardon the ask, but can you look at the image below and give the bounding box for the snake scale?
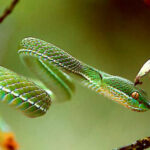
[0,37,150,150]
[0,37,149,118]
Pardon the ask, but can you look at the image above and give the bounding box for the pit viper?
[0,37,149,117]
[0,37,150,149]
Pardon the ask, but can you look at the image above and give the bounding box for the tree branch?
[0,0,19,23]
[115,137,150,150]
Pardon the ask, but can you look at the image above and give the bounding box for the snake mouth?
[125,97,150,112]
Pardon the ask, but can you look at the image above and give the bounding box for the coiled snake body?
[0,37,150,118]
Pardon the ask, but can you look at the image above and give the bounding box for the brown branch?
[0,0,19,23]
[114,137,150,150]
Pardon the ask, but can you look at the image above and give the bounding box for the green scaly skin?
[0,37,149,119]
[19,37,150,112]
[0,66,51,117]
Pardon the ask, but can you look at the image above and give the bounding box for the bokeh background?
[1,0,150,149]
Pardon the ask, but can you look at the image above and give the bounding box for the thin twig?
[114,137,150,150]
[0,0,19,23]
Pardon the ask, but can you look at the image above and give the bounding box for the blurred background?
[1,0,150,149]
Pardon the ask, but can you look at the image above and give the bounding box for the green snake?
[0,37,149,118]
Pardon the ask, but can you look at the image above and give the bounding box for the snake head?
[103,76,150,112]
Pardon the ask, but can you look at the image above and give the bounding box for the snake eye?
[131,92,139,99]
